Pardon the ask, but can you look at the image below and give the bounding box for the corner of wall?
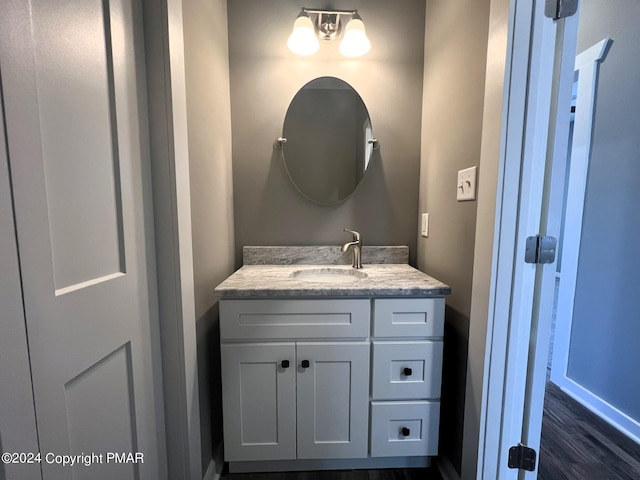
[418,0,491,476]
[460,0,511,477]
[182,0,235,477]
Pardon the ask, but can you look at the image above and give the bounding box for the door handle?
[281,360,290,369]
[401,427,411,437]
[403,367,412,376]
[301,360,310,368]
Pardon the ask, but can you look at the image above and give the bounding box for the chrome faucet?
[342,228,362,269]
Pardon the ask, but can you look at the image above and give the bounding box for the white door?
[0,1,165,479]
[296,342,369,459]
[476,0,578,478]
[521,2,640,477]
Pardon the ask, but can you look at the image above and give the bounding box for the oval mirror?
[281,76,375,205]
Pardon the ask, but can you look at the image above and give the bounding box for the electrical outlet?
[421,213,429,237]
[457,166,477,201]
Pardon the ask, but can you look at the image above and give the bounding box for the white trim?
[519,13,581,480]
[550,38,611,388]
[142,1,202,478]
[0,73,42,480]
[575,39,610,70]
[437,456,461,480]
[203,462,216,480]
[163,3,202,477]
[203,443,224,480]
[553,375,640,446]
[478,0,558,477]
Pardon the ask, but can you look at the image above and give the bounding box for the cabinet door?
[296,342,370,459]
[221,343,296,461]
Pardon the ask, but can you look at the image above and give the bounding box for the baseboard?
[555,376,640,446]
[436,456,460,480]
[229,457,430,473]
[203,443,224,480]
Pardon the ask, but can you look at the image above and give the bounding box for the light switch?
[421,213,429,237]
[457,166,477,201]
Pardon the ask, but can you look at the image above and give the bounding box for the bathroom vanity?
[214,246,450,473]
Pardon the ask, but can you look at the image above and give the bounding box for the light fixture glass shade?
[287,14,319,56]
[339,18,371,57]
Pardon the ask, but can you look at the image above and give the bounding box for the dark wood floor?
[221,468,441,480]
[539,381,640,480]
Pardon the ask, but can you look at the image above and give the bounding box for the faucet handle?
[343,228,361,242]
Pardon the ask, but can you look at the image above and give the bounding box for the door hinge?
[508,443,537,471]
[525,235,557,264]
[544,0,578,19]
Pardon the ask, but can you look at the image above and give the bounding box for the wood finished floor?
[221,468,441,480]
[539,381,640,480]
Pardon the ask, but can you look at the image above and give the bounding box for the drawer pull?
[401,427,411,437]
[301,360,310,368]
[403,367,413,376]
[281,360,290,369]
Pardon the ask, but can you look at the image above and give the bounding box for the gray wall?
[566,0,640,421]
[228,0,426,267]
[418,0,490,474]
[183,0,235,474]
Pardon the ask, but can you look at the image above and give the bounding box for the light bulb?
[287,14,319,56]
[339,18,371,57]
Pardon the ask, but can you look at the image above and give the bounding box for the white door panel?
[220,343,297,461]
[0,1,164,478]
[296,342,369,459]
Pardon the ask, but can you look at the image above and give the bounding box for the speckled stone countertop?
[214,263,451,298]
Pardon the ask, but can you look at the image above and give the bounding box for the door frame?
[550,40,611,385]
[0,69,42,480]
[142,1,205,479]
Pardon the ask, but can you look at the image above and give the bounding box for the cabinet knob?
[401,427,411,437]
[403,367,413,376]
[281,360,290,369]
[301,360,310,368]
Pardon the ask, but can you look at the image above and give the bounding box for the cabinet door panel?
[296,342,369,459]
[221,343,296,461]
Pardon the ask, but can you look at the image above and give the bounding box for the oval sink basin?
[291,268,368,284]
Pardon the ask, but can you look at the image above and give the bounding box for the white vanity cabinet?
[220,299,370,462]
[219,295,446,470]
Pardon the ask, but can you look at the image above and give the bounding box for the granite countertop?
[214,263,451,298]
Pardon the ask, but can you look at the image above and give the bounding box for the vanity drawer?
[220,299,370,340]
[370,401,440,457]
[371,341,443,400]
[373,298,444,338]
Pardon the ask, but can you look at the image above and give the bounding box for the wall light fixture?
[287,8,371,57]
